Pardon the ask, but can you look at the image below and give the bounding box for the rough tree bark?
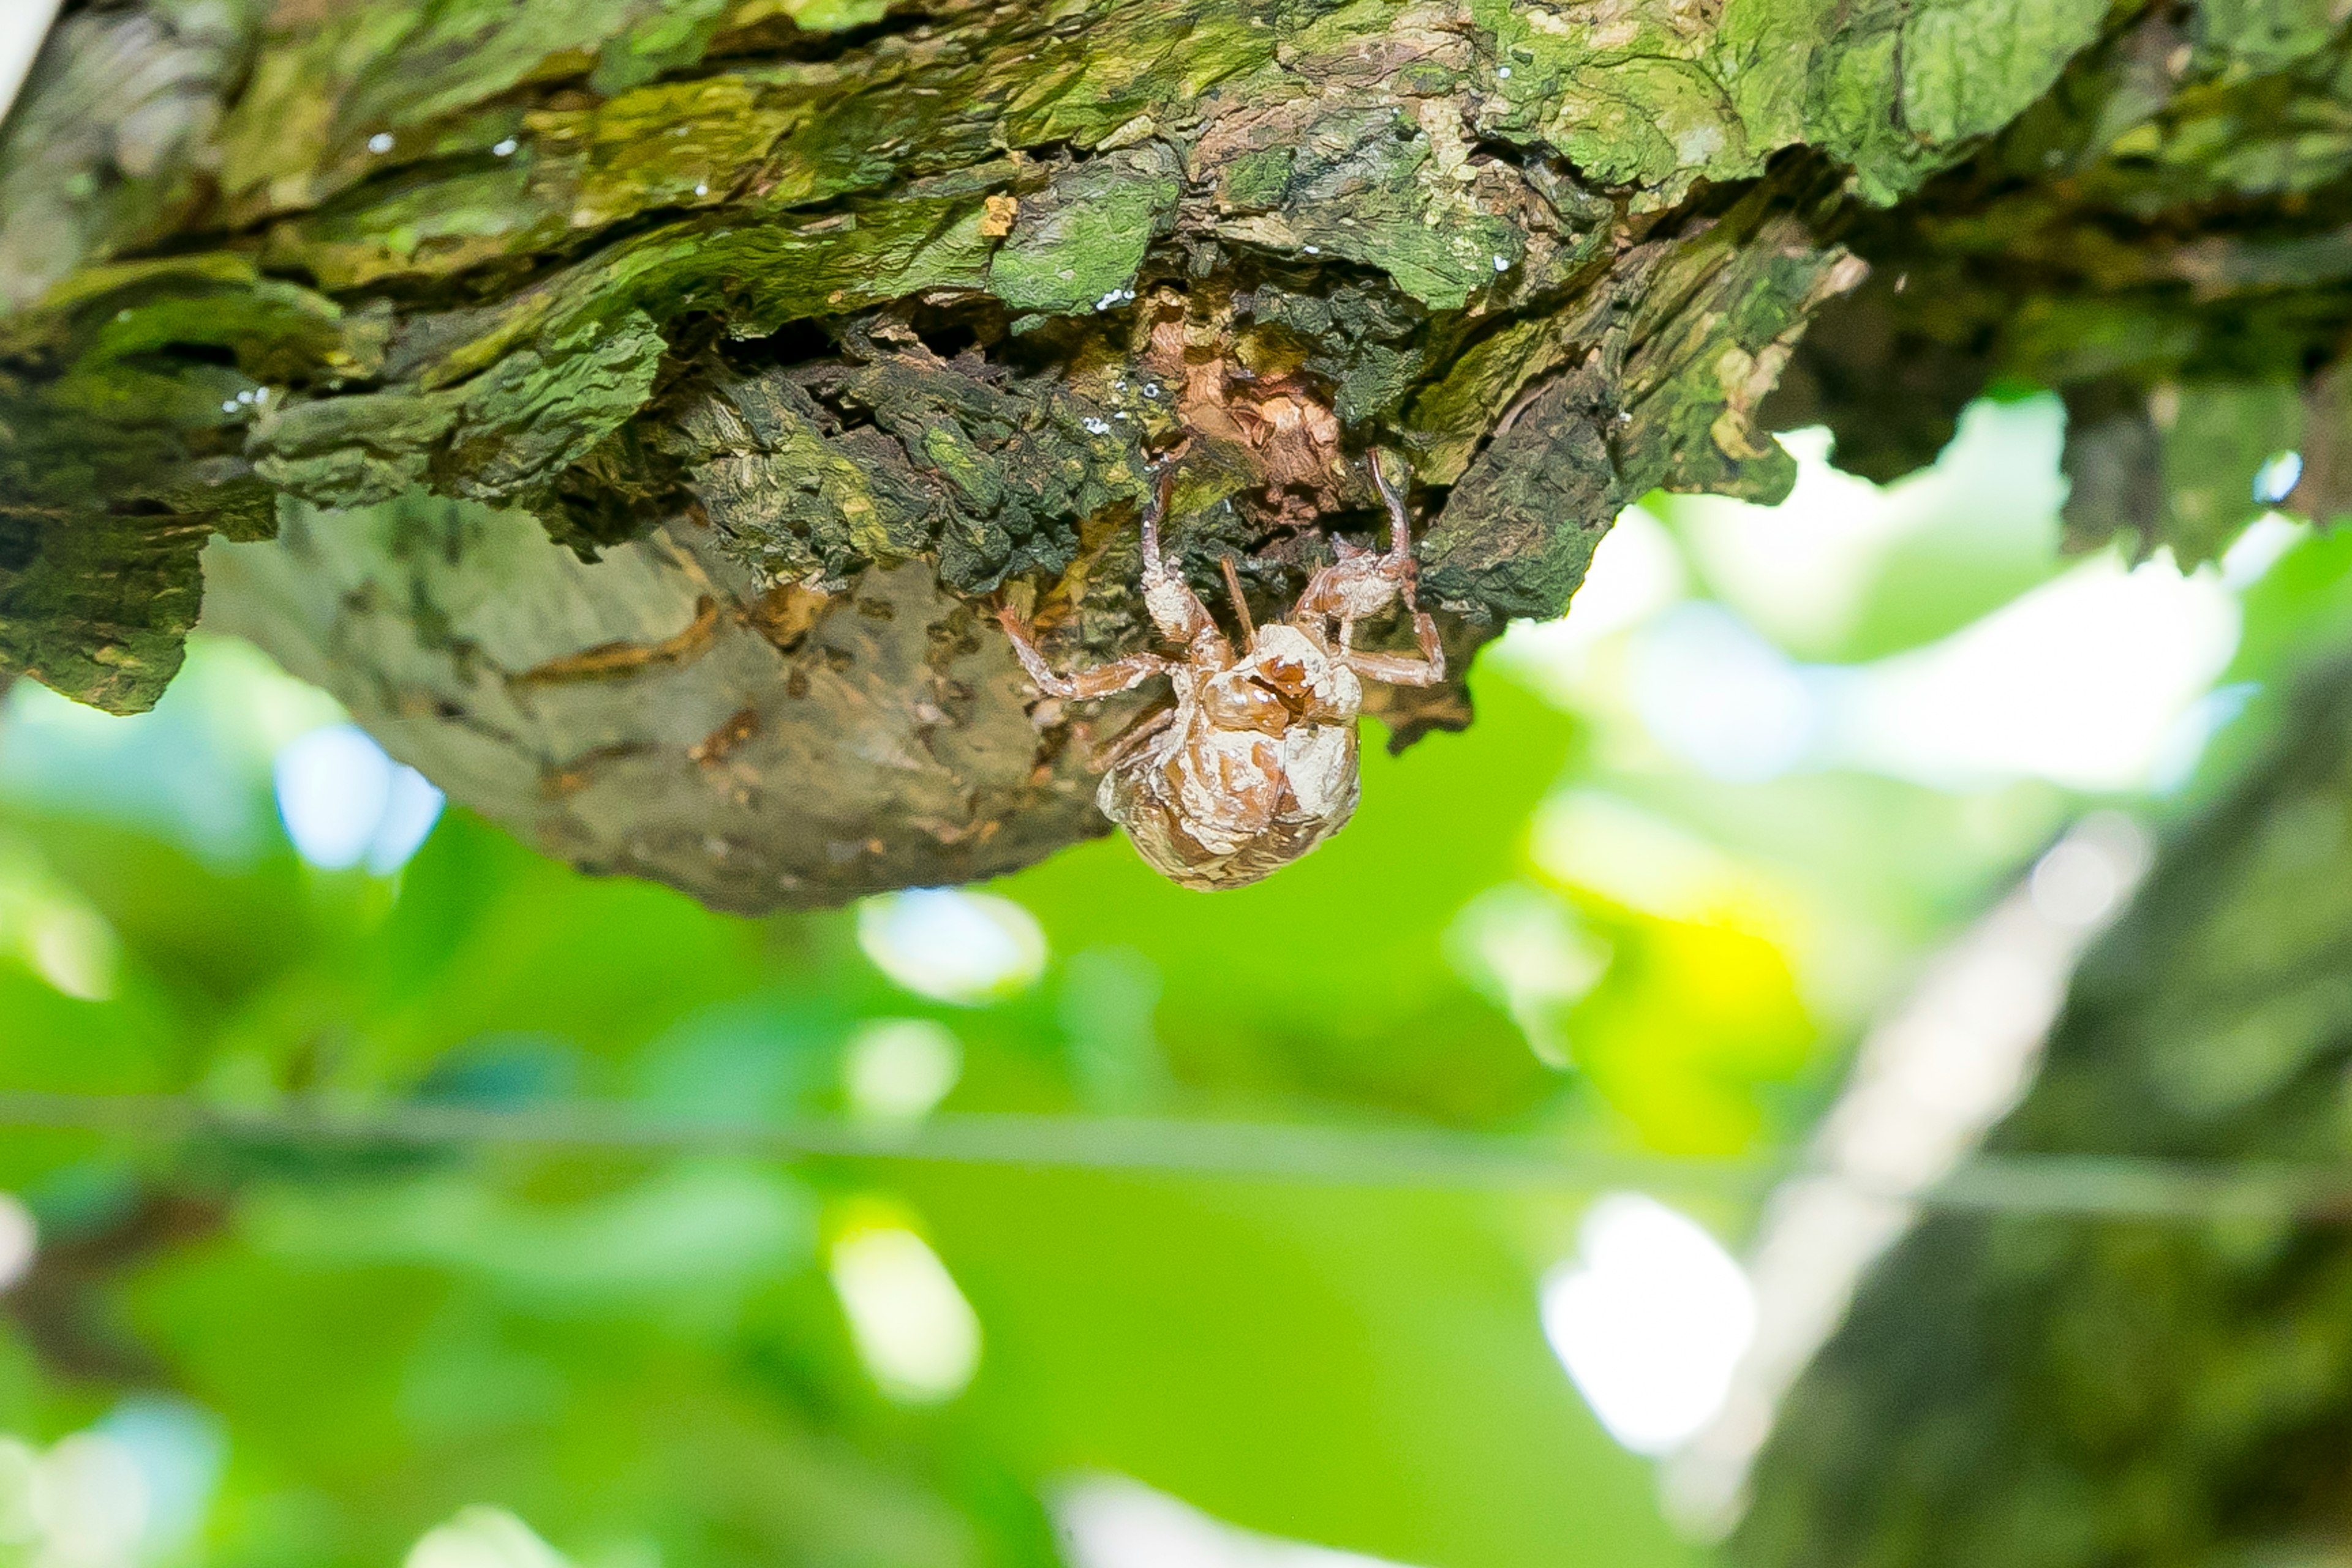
[1735,649,2352,1568]
[0,0,2346,909]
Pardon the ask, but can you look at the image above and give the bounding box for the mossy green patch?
[989,147,1182,318]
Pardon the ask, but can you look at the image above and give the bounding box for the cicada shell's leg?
[1294,451,1421,655]
[1219,555,1256,640]
[1137,468,1226,657]
[998,608,1177,698]
[1351,448,1431,657]
[1354,491,1439,682]
[1345,471,1445,683]
[1344,634,1445,688]
[1091,703,1177,772]
[1369,448,1416,582]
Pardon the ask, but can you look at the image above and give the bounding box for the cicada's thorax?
[1098,619,1365,889]
[1242,622,1362,723]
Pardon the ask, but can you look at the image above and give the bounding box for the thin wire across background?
[1,1088,2346,1226]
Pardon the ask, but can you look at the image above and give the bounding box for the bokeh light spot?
[829,1224,981,1403]
[856,889,1046,1005]
[274,724,444,873]
[1540,1194,1756,1455]
[2222,512,2307,589]
[1828,556,2240,791]
[407,1507,572,1568]
[843,1018,963,1123]
[1629,603,1822,782]
[94,1398,225,1559]
[1443,886,1609,1067]
[1055,1473,1425,1568]
[0,1194,33,1292]
[28,1433,149,1568]
[27,905,115,1001]
[2252,450,2304,504]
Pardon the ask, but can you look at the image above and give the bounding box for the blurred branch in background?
[0,3,60,126]
[1733,650,2352,1568]
[1670,811,2150,1528]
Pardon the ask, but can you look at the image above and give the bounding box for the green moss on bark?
[2,0,2345,892]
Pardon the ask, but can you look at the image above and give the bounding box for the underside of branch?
[2,0,2348,905]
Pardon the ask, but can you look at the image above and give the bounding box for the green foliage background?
[1,402,2348,1568]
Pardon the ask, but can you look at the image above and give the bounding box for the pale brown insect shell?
[1107,620,1366,889]
[997,454,1445,891]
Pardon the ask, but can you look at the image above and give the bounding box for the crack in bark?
[511,594,723,684]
